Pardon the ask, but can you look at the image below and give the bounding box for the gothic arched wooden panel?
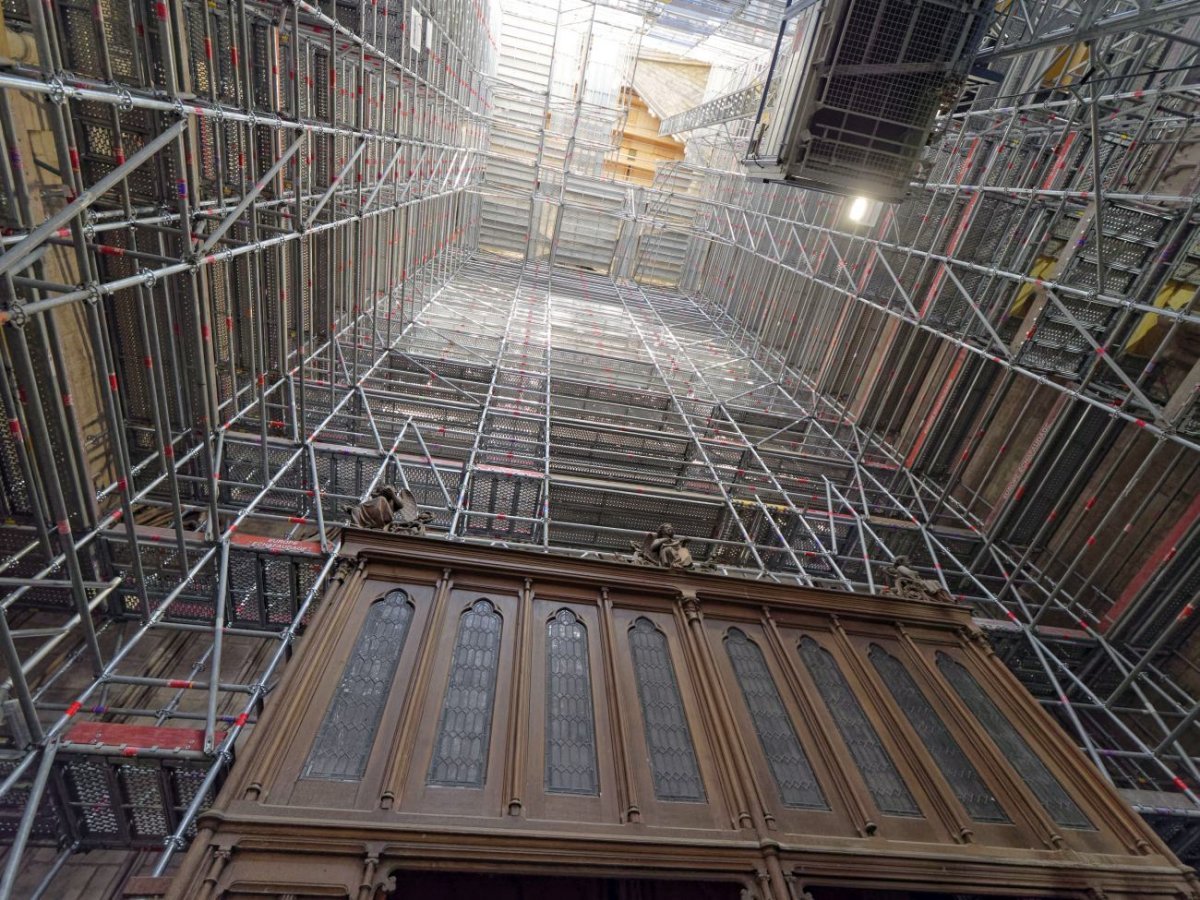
[936,652,1092,830]
[868,644,1007,823]
[797,636,921,817]
[725,628,827,810]
[303,590,414,781]
[428,599,504,787]
[545,609,599,795]
[629,617,705,802]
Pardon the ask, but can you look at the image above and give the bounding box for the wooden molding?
[170,536,1198,900]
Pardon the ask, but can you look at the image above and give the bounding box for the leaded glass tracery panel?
[725,628,827,810]
[428,599,503,788]
[798,636,921,817]
[936,652,1093,830]
[545,609,599,795]
[629,617,705,802]
[868,645,1007,823]
[303,590,414,781]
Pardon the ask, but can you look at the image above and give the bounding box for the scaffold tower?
[1,0,1200,893]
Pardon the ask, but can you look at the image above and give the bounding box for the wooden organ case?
[167,532,1198,899]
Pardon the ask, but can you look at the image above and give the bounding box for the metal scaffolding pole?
[0,0,497,883]
[3,0,1200,886]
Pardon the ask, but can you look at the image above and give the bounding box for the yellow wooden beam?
[1009,256,1058,318]
[1124,281,1198,356]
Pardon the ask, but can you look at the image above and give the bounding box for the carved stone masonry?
[630,523,696,570]
[331,555,359,585]
[677,588,701,620]
[345,485,433,535]
[882,555,955,604]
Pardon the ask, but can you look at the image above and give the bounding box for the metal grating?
[3,0,1200,874]
[746,0,994,200]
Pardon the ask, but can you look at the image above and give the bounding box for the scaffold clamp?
[46,76,67,106]
[2,300,27,328]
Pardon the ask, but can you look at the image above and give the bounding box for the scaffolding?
[0,0,496,887]
[637,0,1200,866]
[2,0,1200,891]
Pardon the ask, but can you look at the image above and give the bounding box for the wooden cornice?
[342,528,976,630]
